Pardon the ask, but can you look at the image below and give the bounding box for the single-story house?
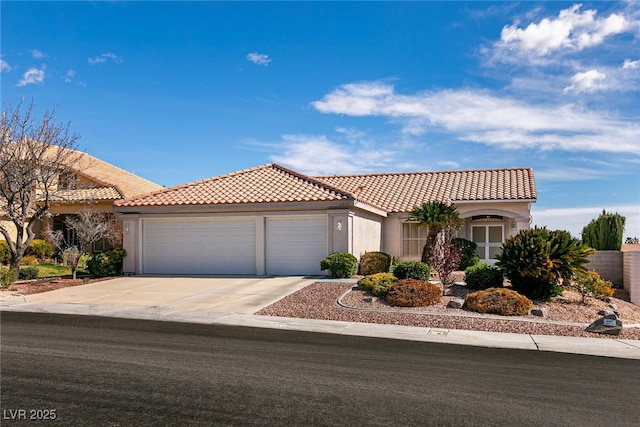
[114,163,536,276]
[1,150,164,251]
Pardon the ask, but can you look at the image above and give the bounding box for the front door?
[472,225,503,265]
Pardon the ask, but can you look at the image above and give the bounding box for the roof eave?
[451,198,537,204]
[114,199,359,215]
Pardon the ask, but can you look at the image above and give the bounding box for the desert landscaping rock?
[447,298,465,309]
[586,314,623,336]
[257,282,640,340]
[530,308,547,317]
[598,310,616,316]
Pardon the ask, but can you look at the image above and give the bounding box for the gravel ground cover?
[256,281,640,340]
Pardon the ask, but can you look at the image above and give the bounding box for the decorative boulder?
[586,313,623,336]
[530,308,547,317]
[597,310,616,317]
[447,298,465,309]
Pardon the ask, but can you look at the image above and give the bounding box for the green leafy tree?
[496,227,595,300]
[581,210,625,250]
[408,201,463,265]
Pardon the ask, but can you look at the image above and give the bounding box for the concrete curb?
[2,300,639,360]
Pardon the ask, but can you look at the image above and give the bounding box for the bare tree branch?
[0,99,82,277]
[65,208,120,253]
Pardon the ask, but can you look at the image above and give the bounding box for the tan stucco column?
[121,217,138,275]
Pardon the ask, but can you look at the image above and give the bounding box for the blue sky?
[2,1,639,239]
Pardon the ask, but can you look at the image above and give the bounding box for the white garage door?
[266,217,327,276]
[142,219,256,275]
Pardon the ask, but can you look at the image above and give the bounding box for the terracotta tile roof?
[115,164,536,212]
[115,163,354,208]
[72,151,164,199]
[49,187,123,203]
[316,168,536,213]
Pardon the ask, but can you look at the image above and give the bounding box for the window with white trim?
[402,222,427,257]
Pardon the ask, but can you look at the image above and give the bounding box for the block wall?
[587,251,623,286]
[623,251,640,306]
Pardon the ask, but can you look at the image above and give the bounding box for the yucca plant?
[495,227,595,300]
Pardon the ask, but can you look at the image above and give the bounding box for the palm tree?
[408,201,463,265]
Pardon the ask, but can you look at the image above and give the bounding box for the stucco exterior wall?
[351,213,382,259]
[382,201,532,261]
[456,201,532,239]
[121,216,138,275]
[330,214,349,254]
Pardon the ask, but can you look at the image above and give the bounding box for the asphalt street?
[1,312,639,426]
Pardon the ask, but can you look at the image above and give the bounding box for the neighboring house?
[114,163,536,276]
[1,150,164,252]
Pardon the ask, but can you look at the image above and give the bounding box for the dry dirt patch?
[0,277,114,298]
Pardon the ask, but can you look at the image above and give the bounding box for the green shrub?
[464,263,503,290]
[78,254,90,271]
[320,252,358,278]
[496,227,595,301]
[572,271,615,303]
[87,248,126,278]
[359,252,392,276]
[18,265,39,280]
[454,238,479,270]
[385,279,441,307]
[0,241,10,265]
[0,266,15,287]
[581,210,625,250]
[26,239,54,261]
[20,255,39,266]
[464,288,533,316]
[357,273,398,298]
[392,261,431,281]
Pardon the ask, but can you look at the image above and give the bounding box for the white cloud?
[623,59,640,69]
[532,205,640,240]
[497,4,630,57]
[29,49,46,58]
[269,134,396,176]
[17,67,45,86]
[312,81,640,154]
[64,69,76,83]
[0,59,10,72]
[247,52,271,66]
[534,167,606,182]
[563,69,607,93]
[88,53,123,65]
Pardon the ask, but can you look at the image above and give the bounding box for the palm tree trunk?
[421,230,438,264]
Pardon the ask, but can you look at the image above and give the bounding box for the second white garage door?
[142,219,256,275]
[265,217,327,276]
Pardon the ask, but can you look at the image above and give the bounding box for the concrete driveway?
[16,276,317,314]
